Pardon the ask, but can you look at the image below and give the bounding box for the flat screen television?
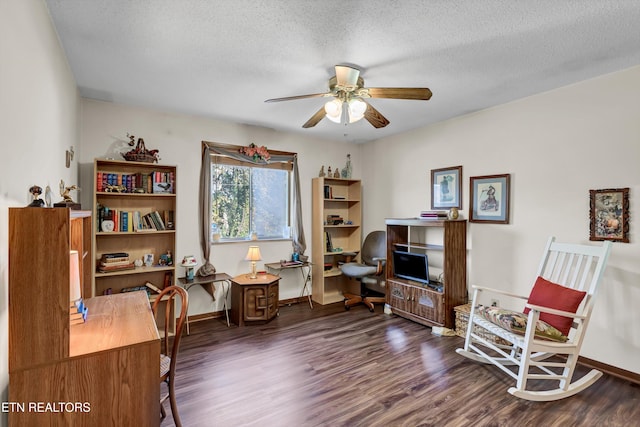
[393,250,430,285]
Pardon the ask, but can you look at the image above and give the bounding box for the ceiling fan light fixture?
[324,99,343,123]
[348,98,366,123]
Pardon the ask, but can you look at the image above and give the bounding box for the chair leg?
[160,402,166,420]
[363,296,385,312]
[168,377,182,427]
[343,292,363,309]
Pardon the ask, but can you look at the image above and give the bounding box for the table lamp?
[245,246,262,279]
[181,255,198,281]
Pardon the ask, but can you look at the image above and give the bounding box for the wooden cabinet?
[8,208,160,426]
[230,274,280,326]
[311,177,362,304]
[385,218,467,328]
[93,159,177,333]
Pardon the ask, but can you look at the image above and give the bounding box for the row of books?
[324,231,334,253]
[97,206,174,232]
[323,185,346,200]
[420,210,448,219]
[97,252,134,273]
[96,171,175,194]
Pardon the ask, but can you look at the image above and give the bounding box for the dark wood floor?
[161,302,640,427]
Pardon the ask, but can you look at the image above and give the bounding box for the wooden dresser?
[8,208,160,426]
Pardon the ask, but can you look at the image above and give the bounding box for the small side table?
[230,273,280,327]
[178,272,232,334]
[264,261,313,308]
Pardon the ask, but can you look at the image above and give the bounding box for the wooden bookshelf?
[93,158,177,333]
[311,177,362,304]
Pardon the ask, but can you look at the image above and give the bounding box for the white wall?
[362,66,640,375]
[79,99,360,315]
[0,1,81,425]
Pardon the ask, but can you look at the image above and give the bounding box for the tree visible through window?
[211,162,290,241]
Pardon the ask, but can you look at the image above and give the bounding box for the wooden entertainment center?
[385,218,467,329]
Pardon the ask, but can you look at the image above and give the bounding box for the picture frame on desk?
[469,174,510,224]
[431,165,462,209]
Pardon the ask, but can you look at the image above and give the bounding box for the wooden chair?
[341,230,387,311]
[456,237,612,401]
[152,285,189,426]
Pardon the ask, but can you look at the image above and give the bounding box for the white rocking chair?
[456,237,612,401]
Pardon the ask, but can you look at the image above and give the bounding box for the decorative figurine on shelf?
[319,166,326,177]
[327,166,332,176]
[342,153,352,178]
[45,185,53,207]
[27,185,44,207]
[53,179,81,209]
[333,167,340,178]
[122,133,159,163]
[448,207,459,220]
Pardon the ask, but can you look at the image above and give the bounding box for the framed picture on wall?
[589,188,629,242]
[431,165,462,209]
[469,174,510,223]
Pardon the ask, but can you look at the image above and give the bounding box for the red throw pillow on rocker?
[524,276,587,336]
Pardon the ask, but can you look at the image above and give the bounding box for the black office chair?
[340,230,386,312]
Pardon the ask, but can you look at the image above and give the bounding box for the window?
[208,145,293,241]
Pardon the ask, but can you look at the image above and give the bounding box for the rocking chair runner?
[456,237,612,401]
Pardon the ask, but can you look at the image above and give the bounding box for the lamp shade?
[69,250,81,302]
[348,98,367,123]
[324,99,343,123]
[245,246,262,261]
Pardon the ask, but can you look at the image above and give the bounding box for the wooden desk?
[230,273,280,326]
[264,261,313,308]
[178,272,232,333]
[9,291,160,426]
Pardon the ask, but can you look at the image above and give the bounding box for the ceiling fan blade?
[364,103,390,128]
[335,65,360,88]
[366,87,432,100]
[265,92,332,103]
[302,107,326,128]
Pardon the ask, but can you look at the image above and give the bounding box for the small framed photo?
[589,188,629,243]
[469,174,510,224]
[144,253,154,267]
[431,165,462,209]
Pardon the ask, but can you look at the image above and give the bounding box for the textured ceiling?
[45,0,640,143]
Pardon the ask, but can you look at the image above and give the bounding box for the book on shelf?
[145,281,162,294]
[121,285,150,295]
[323,185,332,199]
[163,210,175,230]
[97,263,135,273]
[151,211,166,230]
[280,260,304,267]
[324,231,333,252]
[102,252,129,259]
[420,210,448,219]
[100,258,131,267]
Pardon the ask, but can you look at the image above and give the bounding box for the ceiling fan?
[265,65,432,129]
